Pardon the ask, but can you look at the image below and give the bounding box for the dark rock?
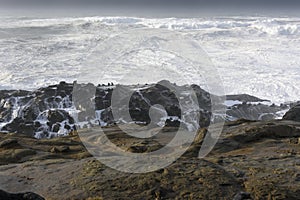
[233,191,252,200]
[289,137,300,144]
[226,94,268,103]
[283,104,300,122]
[0,190,45,200]
[126,140,163,153]
[225,94,287,121]
[230,124,300,143]
[64,123,71,130]
[0,139,19,149]
[47,110,74,126]
[0,81,293,138]
[2,118,35,136]
[226,103,282,121]
[0,82,75,137]
[34,121,41,128]
[52,123,61,132]
[73,83,97,121]
[165,118,181,127]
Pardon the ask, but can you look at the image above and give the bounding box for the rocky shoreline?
[0,81,300,199]
[0,81,294,138]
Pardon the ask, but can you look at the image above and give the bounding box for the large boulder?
[283,104,300,122]
[2,118,35,136]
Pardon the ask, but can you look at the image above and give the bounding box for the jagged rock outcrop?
[225,94,288,121]
[0,82,75,138]
[0,81,291,138]
[283,104,300,122]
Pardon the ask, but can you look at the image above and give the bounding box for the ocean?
[0,15,299,104]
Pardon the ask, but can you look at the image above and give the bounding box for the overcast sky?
[2,0,300,6]
[1,0,300,17]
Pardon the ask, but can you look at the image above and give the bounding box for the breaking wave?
[0,16,299,104]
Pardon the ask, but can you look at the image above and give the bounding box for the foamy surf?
[0,16,299,104]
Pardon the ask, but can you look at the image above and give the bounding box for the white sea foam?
[0,16,299,104]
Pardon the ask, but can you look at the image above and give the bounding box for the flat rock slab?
[1,120,300,199]
[0,157,242,200]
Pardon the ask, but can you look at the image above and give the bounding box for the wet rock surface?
[283,104,300,122]
[0,81,291,138]
[0,82,75,138]
[0,119,300,199]
[224,94,288,121]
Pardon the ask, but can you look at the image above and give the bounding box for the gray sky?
[2,0,300,7]
[1,0,300,17]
